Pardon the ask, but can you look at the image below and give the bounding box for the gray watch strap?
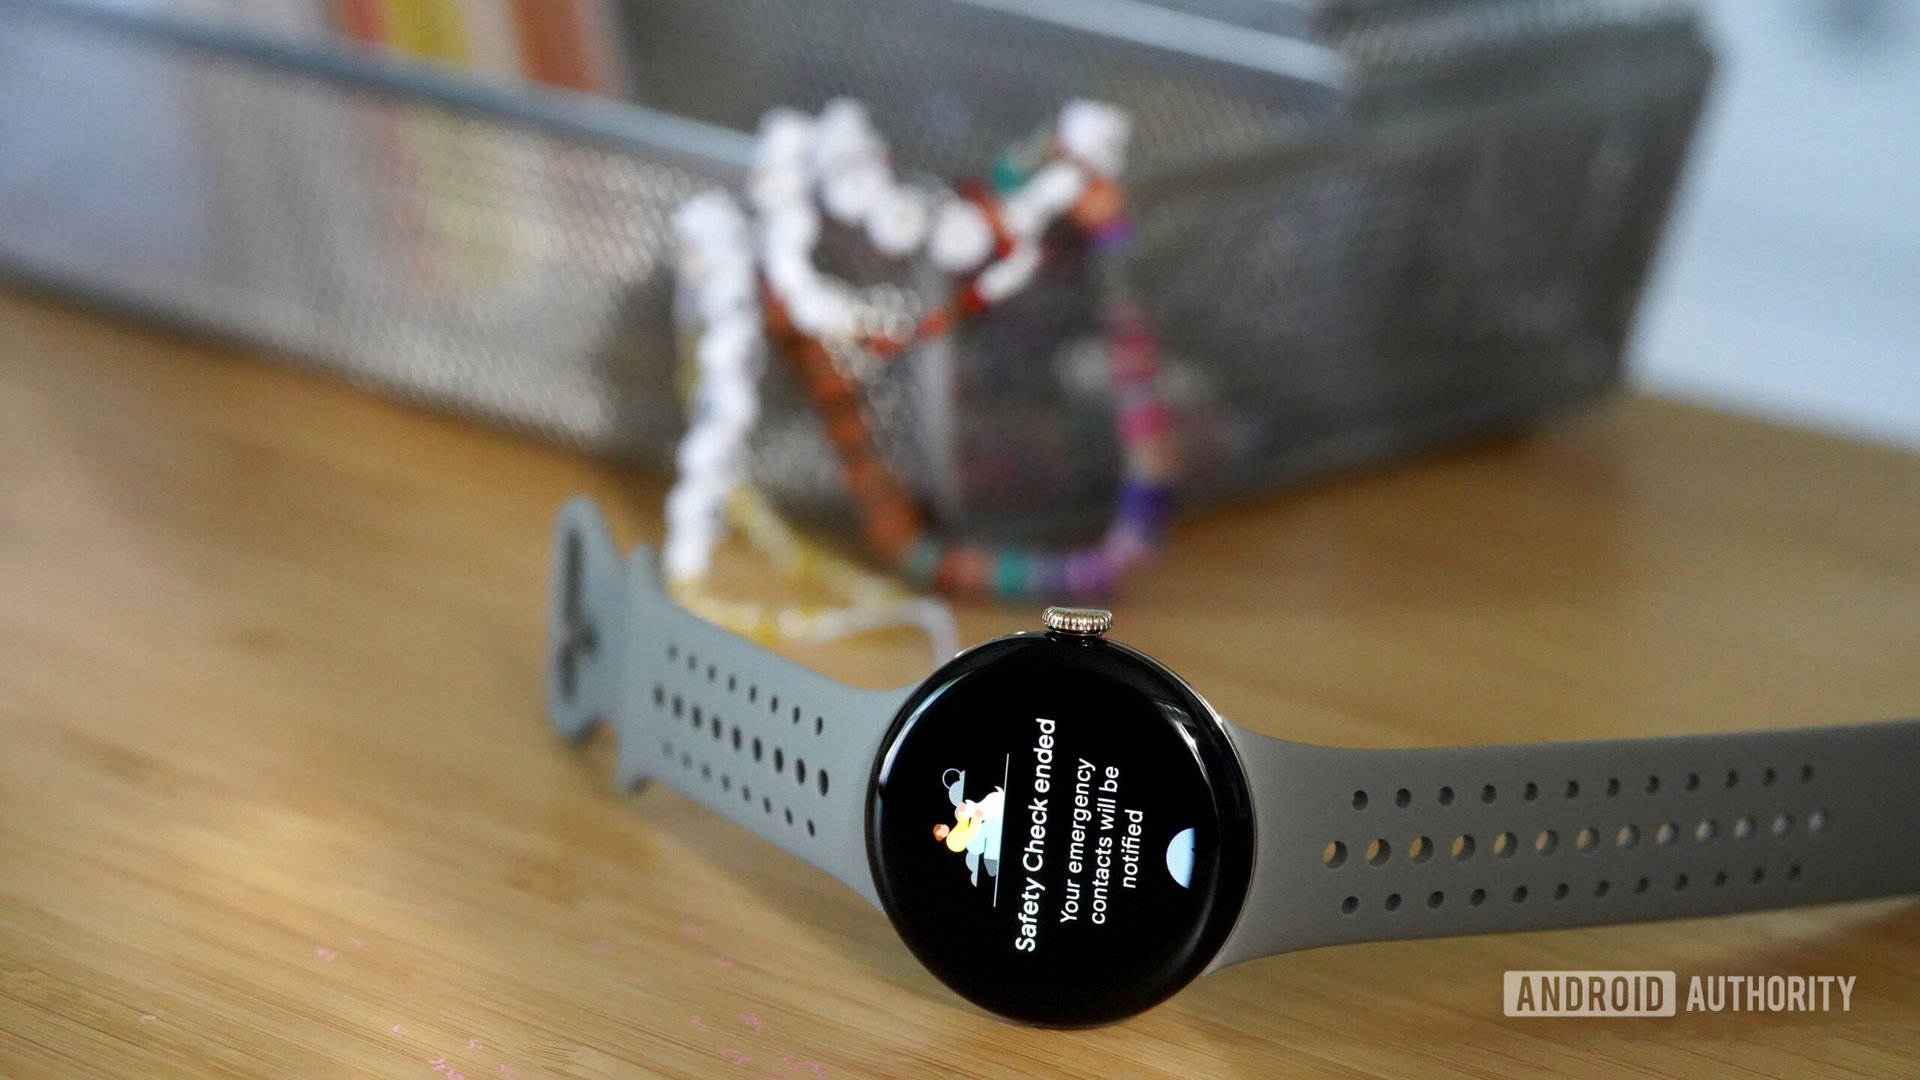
[545,496,911,907]
[1214,717,1920,966]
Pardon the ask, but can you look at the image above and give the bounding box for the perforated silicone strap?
[546,496,911,907]
[1214,718,1920,966]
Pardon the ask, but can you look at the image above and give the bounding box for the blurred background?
[0,0,1912,561]
[1636,0,1919,450]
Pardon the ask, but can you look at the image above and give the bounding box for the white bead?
[746,164,809,214]
[1058,98,1130,177]
[761,203,820,256]
[812,98,877,166]
[929,199,993,272]
[755,108,815,169]
[1025,161,1087,217]
[821,160,887,224]
[999,162,1082,240]
[762,247,815,300]
[975,243,1041,302]
[697,262,755,323]
[866,185,930,257]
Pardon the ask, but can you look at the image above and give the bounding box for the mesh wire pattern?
[0,0,1710,541]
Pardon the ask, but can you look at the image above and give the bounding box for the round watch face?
[866,632,1253,1025]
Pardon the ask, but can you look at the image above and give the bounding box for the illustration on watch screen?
[934,765,1007,890]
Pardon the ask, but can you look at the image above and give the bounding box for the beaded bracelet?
[666,193,958,662]
[760,106,1177,600]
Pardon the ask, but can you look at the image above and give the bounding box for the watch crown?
[1042,606,1113,637]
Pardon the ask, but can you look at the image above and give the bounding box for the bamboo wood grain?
[1,289,1916,1079]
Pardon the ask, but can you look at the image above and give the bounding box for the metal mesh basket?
[0,0,1710,542]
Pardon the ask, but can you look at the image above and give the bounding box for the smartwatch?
[547,496,1920,1026]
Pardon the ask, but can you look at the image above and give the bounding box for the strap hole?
[1695,819,1717,843]
[1574,827,1599,853]
[1523,782,1539,802]
[784,808,794,825]
[1800,764,1815,783]
[770,695,780,714]
[711,717,723,741]
[700,763,711,781]
[1323,842,1347,869]
[720,775,730,791]
[795,758,808,785]
[763,797,772,814]
[818,771,830,796]
[749,685,758,703]
[1553,883,1569,900]
[732,727,742,751]
[1408,836,1433,864]
[1480,784,1497,804]
[1492,832,1517,858]
[1685,771,1701,791]
[807,820,816,838]
[1564,780,1581,799]
[1751,866,1766,884]
[1616,824,1641,850]
[1469,888,1487,906]
[1762,767,1777,787]
[672,695,684,718]
[1733,816,1756,841]
[1340,896,1359,915]
[1605,777,1621,796]
[667,644,679,662]
[1674,873,1689,892]
[1366,839,1391,866]
[1644,775,1661,794]
[791,705,801,725]
[752,737,763,762]
[1384,893,1402,912]
[1725,769,1739,788]
[1594,880,1611,898]
[680,752,692,769]
[690,704,702,727]
[1451,834,1476,861]
[1655,822,1678,847]
[1634,876,1650,894]
[653,684,665,707]
[1351,790,1369,811]
[1788,863,1802,880]
[1438,786,1455,807]
[773,748,785,773]
[743,785,752,801]
[1394,788,1411,809]
[661,740,673,757]
[728,674,737,692]
[1511,886,1528,903]
[687,653,698,672]
[1426,891,1444,910]
[706,663,717,683]
[1712,870,1728,887]
[815,716,825,736]
[1534,830,1558,856]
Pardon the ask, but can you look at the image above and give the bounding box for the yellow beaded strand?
[665,350,956,660]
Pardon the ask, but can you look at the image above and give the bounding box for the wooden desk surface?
[2,289,1916,1079]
